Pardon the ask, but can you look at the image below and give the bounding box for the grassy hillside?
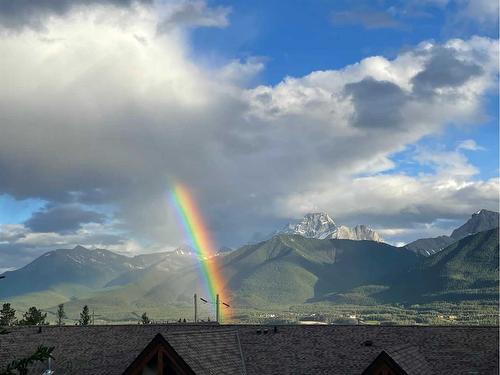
[422,228,499,289]
[222,235,418,306]
[383,228,499,303]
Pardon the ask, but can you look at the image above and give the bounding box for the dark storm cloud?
[0,0,151,30]
[412,46,483,95]
[331,10,401,30]
[25,204,106,233]
[344,77,408,129]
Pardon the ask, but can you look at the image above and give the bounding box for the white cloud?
[457,0,499,26]
[414,147,479,178]
[217,57,266,87]
[0,224,28,244]
[274,140,497,234]
[457,139,485,151]
[407,0,499,29]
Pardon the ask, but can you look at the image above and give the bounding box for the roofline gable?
[123,333,196,375]
[361,350,409,375]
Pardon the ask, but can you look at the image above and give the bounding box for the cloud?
[217,57,266,87]
[344,78,407,128]
[0,3,497,269]
[277,173,498,245]
[405,0,499,32]
[158,0,230,31]
[331,10,401,29]
[0,0,152,31]
[458,0,499,26]
[0,224,27,243]
[24,204,106,233]
[413,146,479,178]
[274,138,498,244]
[457,139,484,151]
[411,46,483,95]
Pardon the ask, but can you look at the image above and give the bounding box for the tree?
[19,307,47,326]
[56,304,66,326]
[79,305,91,326]
[0,303,16,326]
[141,312,150,325]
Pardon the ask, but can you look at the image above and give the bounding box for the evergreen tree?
[141,312,150,325]
[56,304,66,326]
[0,303,16,326]
[79,305,91,326]
[19,307,47,326]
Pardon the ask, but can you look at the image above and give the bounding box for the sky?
[0,0,498,270]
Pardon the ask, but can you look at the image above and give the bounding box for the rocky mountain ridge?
[405,209,499,256]
[280,212,382,242]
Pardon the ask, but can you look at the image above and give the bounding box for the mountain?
[387,228,499,303]
[0,246,137,298]
[450,209,499,240]
[1,235,417,313]
[217,246,234,254]
[405,209,499,256]
[280,213,382,242]
[1,225,497,321]
[131,247,195,269]
[281,213,338,239]
[93,230,497,309]
[221,235,416,306]
[0,246,197,299]
[421,228,499,291]
[104,247,198,288]
[404,236,455,256]
[336,224,382,242]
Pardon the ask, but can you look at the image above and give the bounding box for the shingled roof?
[385,344,432,375]
[0,325,246,375]
[0,325,497,374]
[360,345,431,375]
[240,325,498,375]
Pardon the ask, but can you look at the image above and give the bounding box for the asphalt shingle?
[0,325,497,375]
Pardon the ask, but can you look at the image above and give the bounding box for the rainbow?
[169,183,230,321]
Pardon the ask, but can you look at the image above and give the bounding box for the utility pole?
[194,293,198,323]
[216,294,220,324]
[199,293,229,324]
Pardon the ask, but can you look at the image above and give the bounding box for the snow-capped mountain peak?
[282,212,338,239]
[280,212,382,242]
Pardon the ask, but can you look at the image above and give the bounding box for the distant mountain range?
[0,246,198,298]
[0,209,498,320]
[279,212,382,241]
[404,209,499,256]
